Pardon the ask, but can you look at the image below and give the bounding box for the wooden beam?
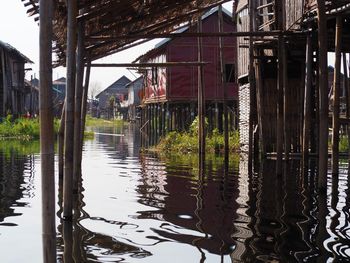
[90,62,208,67]
[39,0,56,261]
[87,30,304,42]
[331,16,343,174]
[317,0,329,190]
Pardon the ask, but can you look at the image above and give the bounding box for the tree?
[89,81,102,100]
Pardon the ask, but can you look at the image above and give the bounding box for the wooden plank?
[197,17,205,157]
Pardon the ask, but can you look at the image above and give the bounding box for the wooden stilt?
[198,17,205,156]
[218,5,229,159]
[302,30,313,165]
[80,59,91,158]
[276,0,285,175]
[317,0,329,190]
[344,53,350,160]
[331,16,343,175]
[58,101,66,179]
[39,0,56,260]
[73,20,85,191]
[63,0,78,219]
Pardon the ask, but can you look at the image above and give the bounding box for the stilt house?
[0,40,32,118]
[236,0,350,156]
[126,76,143,121]
[137,7,237,139]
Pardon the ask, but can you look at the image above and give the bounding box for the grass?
[0,115,60,140]
[85,115,124,127]
[155,117,240,154]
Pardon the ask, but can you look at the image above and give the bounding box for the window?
[151,67,158,86]
[225,64,235,83]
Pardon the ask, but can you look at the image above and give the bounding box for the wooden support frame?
[39,0,56,260]
[197,16,205,157]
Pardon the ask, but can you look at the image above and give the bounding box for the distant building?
[126,76,144,121]
[24,78,39,116]
[0,40,32,117]
[52,77,66,116]
[96,76,131,118]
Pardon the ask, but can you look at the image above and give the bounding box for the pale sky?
[0,1,233,93]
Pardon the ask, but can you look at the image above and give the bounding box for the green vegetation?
[339,135,349,152]
[85,115,124,126]
[0,140,40,157]
[0,115,59,140]
[155,117,240,154]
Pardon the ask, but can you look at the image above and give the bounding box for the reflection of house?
[126,76,143,121]
[0,40,33,117]
[96,76,131,118]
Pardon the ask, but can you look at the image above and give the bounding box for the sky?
[0,1,233,93]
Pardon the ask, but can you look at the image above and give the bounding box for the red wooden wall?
[143,10,237,103]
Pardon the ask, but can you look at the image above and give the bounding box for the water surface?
[0,125,350,262]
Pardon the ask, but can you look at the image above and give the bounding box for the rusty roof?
[22,0,231,66]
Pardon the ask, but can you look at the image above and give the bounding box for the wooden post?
[218,5,229,159]
[39,0,56,260]
[198,17,205,156]
[276,0,285,175]
[331,16,343,174]
[73,20,85,191]
[317,0,329,190]
[80,59,91,157]
[63,0,78,219]
[344,53,350,160]
[302,30,313,165]
[58,101,66,179]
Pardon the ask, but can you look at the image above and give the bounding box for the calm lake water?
[0,124,350,262]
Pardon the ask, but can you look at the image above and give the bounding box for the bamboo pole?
[302,31,313,165]
[317,0,329,190]
[73,20,85,190]
[63,0,78,219]
[39,0,56,261]
[218,5,229,160]
[331,16,343,174]
[197,17,205,157]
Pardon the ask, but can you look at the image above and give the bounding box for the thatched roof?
[0,40,33,63]
[22,0,232,66]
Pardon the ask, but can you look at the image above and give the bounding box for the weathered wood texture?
[39,0,56,261]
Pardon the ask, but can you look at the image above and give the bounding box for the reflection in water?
[2,125,350,261]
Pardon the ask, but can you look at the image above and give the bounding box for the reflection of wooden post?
[63,0,78,219]
[317,0,328,190]
[39,0,56,260]
[331,16,343,174]
[198,17,205,156]
[73,20,85,191]
[303,31,313,165]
